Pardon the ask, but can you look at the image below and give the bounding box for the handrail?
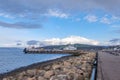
[90,52,98,80]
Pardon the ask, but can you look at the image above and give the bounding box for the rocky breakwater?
[2,52,96,80]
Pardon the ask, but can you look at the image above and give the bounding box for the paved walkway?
[97,51,120,80]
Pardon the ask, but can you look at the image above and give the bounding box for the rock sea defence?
[2,52,96,80]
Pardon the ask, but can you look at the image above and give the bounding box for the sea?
[0,47,68,73]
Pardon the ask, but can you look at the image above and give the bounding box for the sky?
[0,0,120,47]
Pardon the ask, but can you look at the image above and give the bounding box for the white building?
[63,45,77,50]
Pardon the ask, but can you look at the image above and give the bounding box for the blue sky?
[0,0,120,47]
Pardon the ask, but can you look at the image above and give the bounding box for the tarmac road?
[97,51,120,80]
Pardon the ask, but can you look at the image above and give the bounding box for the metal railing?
[90,52,98,80]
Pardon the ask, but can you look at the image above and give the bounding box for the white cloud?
[100,17,111,24]
[1,36,99,47]
[111,16,120,20]
[84,15,98,22]
[44,36,99,45]
[100,15,120,24]
[45,9,69,18]
[84,14,120,24]
[0,13,14,19]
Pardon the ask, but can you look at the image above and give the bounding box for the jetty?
[23,48,88,55]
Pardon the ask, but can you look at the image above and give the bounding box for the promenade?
[97,51,120,80]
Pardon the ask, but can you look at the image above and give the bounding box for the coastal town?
[0,0,120,80]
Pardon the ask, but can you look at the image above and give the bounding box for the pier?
[23,48,87,55]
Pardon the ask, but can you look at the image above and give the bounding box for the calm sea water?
[0,48,68,73]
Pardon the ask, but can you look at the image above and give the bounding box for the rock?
[52,64,61,70]
[84,77,89,80]
[26,69,37,77]
[2,78,8,80]
[37,70,46,76]
[50,74,69,80]
[44,70,54,79]
[63,61,71,67]
[54,69,66,75]
[84,72,89,78]
[63,68,70,73]
[18,71,26,77]
[77,69,84,74]
[37,76,46,80]
[26,77,36,80]
[78,73,84,80]
[44,65,51,70]
[75,64,82,69]
[68,73,76,80]
[67,72,83,80]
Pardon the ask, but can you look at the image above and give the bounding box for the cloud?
[99,15,120,24]
[45,9,69,18]
[0,13,14,18]
[109,39,120,43]
[16,43,22,46]
[1,0,120,29]
[0,21,42,29]
[84,15,98,22]
[109,38,120,45]
[100,17,111,24]
[84,14,120,24]
[44,36,99,45]
[25,36,99,46]
[0,0,120,18]
[27,40,40,45]
[111,16,120,21]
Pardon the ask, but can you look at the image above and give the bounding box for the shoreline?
[0,55,73,79]
[0,52,96,80]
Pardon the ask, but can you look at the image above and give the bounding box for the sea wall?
[1,52,96,80]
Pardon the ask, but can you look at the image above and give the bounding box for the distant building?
[63,45,77,50]
[114,47,120,51]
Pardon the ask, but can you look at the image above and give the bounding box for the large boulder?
[37,70,46,76]
[26,69,37,77]
[37,76,46,80]
[26,77,36,80]
[44,70,55,79]
[43,65,51,70]
[52,64,61,70]
[63,61,71,67]
[50,74,69,80]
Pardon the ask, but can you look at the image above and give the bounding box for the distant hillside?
[39,44,105,50]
